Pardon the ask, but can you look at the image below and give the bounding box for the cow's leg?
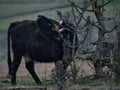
[25,61,41,85]
[7,60,12,78]
[11,55,22,85]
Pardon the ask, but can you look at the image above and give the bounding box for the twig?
[87,61,95,71]
[99,0,114,8]
[79,74,96,79]
[104,25,117,33]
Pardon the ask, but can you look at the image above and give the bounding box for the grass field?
[0,0,120,89]
[0,1,70,30]
[0,0,119,30]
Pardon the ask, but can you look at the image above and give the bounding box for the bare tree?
[57,0,93,82]
[57,0,118,83]
[90,0,117,77]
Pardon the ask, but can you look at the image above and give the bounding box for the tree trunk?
[55,61,66,90]
[92,0,105,77]
[94,60,104,77]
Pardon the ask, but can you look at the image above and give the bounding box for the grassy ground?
[0,76,119,90]
[0,2,69,29]
[0,0,120,89]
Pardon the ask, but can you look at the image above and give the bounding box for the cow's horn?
[59,28,71,32]
[59,28,64,32]
[59,20,63,25]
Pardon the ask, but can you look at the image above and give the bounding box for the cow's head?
[36,15,78,68]
[36,15,61,31]
[36,15,77,48]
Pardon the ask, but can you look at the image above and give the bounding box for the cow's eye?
[48,23,53,27]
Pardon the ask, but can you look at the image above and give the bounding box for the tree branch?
[104,25,117,33]
[99,0,114,8]
[68,0,94,12]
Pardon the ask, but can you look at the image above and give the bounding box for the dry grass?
[0,60,120,90]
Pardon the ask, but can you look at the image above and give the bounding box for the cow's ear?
[37,15,41,17]
[36,15,44,23]
[37,15,44,18]
[36,15,48,22]
[37,15,45,20]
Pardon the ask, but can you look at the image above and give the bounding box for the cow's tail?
[7,24,12,78]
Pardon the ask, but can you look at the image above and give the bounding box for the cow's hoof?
[7,74,11,78]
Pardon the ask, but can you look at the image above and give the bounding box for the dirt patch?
[0,60,94,78]
[0,60,54,78]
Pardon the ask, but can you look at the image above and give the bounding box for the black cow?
[7,15,73,85]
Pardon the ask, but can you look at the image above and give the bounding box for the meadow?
[0,0,120,89]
